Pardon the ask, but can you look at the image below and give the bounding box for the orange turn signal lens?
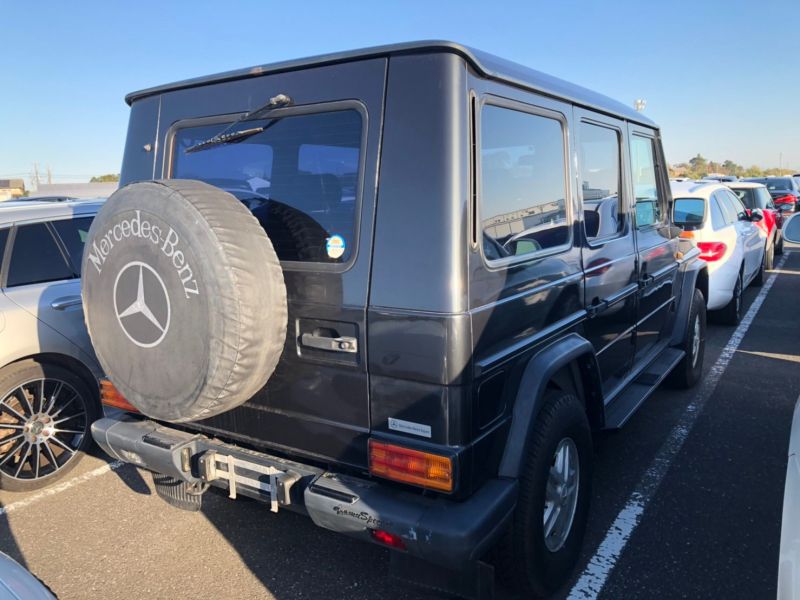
[369,439,453,492]
[679,230,695,239]
[100,379,139,413]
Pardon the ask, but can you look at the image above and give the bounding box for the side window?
[480,104,569,261]
[6,223,73,287]
[726,190,747,219]
[579,122,624,241]
[759,188,775,209]
[715,192,738,225]
[630,135,663,228]
[710,197,726,230]
[51,217,94,276]
[0,228,8,269]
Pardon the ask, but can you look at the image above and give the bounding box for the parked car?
[0,199,104,491]
[743,177,800,212]
[727,181,783,258]
[671,181,765,324]
[702,174,738,182]
[0,551,55,599]
[779,215,800,599]
[83,42,707,598]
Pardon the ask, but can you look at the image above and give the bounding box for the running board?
[604,347,685,429]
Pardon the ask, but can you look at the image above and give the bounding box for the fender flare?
[498,333,598,479]
[670,258,707,347]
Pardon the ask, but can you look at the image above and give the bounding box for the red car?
[727,182,783,265]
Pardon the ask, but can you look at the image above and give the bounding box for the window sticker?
[326,234,346,259]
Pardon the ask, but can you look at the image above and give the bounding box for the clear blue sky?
[2,0,798,185]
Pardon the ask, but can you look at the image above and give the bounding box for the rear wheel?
[667,288,706,389]
[775,232,784,256]
[0,360,97,492]
[716,270,743,326]
[496,390,592,597]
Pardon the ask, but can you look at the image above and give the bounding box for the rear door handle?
[300,333,358,353]
[50,296,82,311]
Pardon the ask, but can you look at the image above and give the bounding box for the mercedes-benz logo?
[113,261,171,348]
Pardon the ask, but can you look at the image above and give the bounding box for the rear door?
[628,127,679,365]
[161,59,387,468]
[575,110,637,396]
[1,220,92,356]
[724,189,762,281]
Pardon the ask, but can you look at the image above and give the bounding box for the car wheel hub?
[543,437,580,552]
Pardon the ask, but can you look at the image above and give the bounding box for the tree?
[90,174,120,183]
[743,165,763,177]
[688,154,708,179]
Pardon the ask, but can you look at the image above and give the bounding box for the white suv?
[0,199,104,491]
[670,181,766,324]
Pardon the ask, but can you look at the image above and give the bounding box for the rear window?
[673,198,706,227]
[172,108,363,264]
[730,188,756,209]
[750,178,793,191]
[51,216,94,276]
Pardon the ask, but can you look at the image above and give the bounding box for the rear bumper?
[91,416,517,570]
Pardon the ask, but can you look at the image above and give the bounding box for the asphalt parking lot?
[0,252,798,600]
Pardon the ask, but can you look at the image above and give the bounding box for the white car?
[670,181,766,324]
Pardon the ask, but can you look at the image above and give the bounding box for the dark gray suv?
[84,42,707,598]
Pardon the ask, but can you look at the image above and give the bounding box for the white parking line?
[0,460,123,517]
[567,255,789,600]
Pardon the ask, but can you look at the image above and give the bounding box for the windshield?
[172,109,362,263]
[673,197,706,227]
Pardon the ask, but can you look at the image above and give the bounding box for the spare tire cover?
[82,179,287,422]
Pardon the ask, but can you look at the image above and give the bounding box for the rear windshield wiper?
[185,93,292,154]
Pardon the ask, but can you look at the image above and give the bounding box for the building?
[0,179,26,201]
[30,182,118,199]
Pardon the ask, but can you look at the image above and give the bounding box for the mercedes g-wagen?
[84,41,707,598]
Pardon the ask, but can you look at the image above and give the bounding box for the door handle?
[586,299,610,317]
[50,296,82,311]
[300,333,358,353]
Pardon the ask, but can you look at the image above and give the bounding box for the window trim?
[476,94,573,270]
[164,99,369,273]
[578,118,627,247]
[630,132,666,231]
[0,226,11,288]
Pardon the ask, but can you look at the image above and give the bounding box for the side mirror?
[749,208,764,222]
[782,213,800,244]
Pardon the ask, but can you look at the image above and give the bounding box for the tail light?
[100,379,140,413]
[370,529,407,550]
[696,241,727,262]
[369,439,453,492]
[774,194,795,205]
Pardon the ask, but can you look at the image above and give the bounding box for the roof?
[670,180,726,198]
[125,41,657,128]
[0,198,105,226]
[726,181,765,189]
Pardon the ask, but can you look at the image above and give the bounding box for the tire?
[775,232,784,256]
[666,288,706,389]
[0,360,98,492]
[496,390,592,597]
[716,269,743,326]
[753,249,766,287]
[81,180,287,423]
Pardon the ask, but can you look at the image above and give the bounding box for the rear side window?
[673,198,705,227]
[51,217,94,276]
[172,108,363,264]
[630,136,663,228]
[480,104,569,261]
[578,122,624,241]
[710,197,726,230]
[758,188,775,209]
[6,223,73,287]
[715,192,739,225]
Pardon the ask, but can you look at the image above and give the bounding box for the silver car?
[0,199,104,491]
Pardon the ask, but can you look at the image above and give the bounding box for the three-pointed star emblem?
[113,261,171,348]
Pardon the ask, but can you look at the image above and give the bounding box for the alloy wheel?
[0,379,87,481]
[543,437,580,552]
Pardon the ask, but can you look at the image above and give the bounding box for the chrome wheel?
[543,437,580,552]
[0,379,87,481]
[690,314,701,369]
